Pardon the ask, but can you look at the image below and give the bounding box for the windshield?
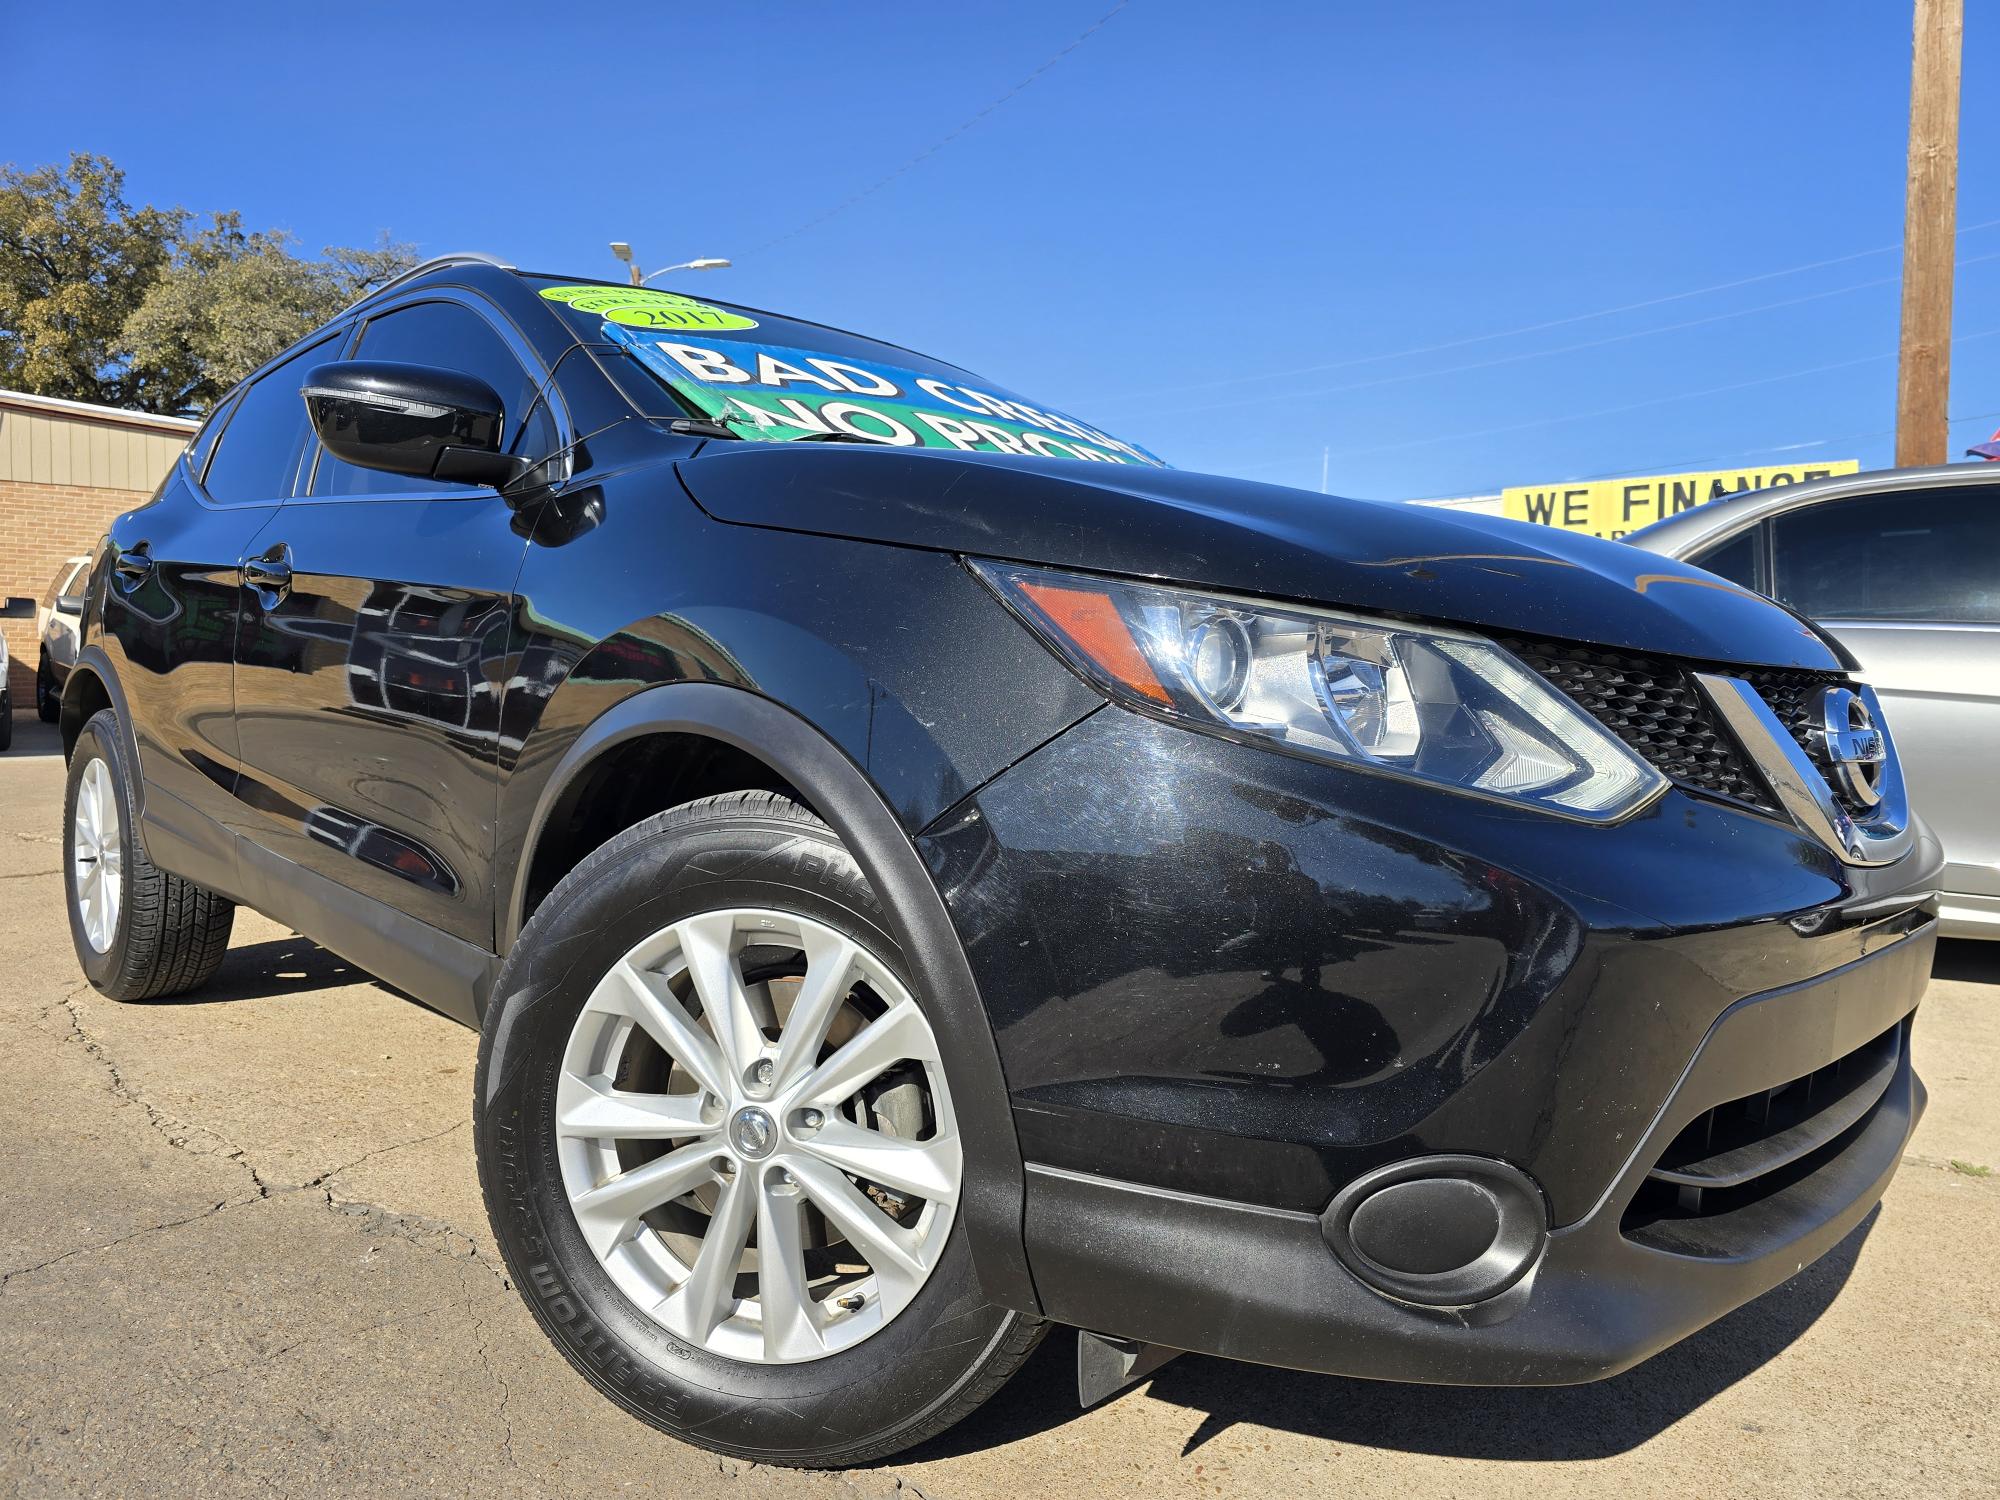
[530,279,1165,468]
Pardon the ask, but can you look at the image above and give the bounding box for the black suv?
[60,255,1939,1467]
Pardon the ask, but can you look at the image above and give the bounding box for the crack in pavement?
[48,982,279,1201]
[7,988,504,1294]
[0,1195,250,1291]
[460,1256,518,1495]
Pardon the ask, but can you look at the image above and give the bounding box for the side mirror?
[54,594,85,617]
[302,362,526,489]
[0,597,32,620]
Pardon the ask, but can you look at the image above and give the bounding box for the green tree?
[0,153,184,409]
[118,218,415,413]
[0,152,417,415]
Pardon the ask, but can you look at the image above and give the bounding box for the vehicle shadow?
[1932,938,2000,987]
[1,716,64,758]
[913,1209,1876,1464]
[147,933,372,1005]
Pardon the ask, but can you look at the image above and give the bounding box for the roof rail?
[342,251,517,316]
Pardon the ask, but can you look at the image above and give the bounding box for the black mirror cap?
[54,594,85,616]
[302,361,508,483]
[0,596,32,620]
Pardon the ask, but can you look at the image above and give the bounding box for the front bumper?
[1017,928,1928,1382]
[918,706,1940,1379]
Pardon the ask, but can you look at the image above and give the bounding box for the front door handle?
[243,545,293,603]
[112,541,154,587]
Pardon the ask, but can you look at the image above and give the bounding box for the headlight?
[974,560,1666,822]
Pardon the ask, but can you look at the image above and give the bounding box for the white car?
[35,555,91,723]
[0,626,12,752]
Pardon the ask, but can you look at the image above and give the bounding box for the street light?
[607,242,731,286]
[642,258,731,284]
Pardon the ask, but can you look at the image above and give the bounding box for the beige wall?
[0,405,190,493]
[1,396,195,707]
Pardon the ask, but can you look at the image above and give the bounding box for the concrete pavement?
[2,715,1995,1498]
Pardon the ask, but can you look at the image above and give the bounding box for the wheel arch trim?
[60,647,140,785]
[502,682,1041,1314]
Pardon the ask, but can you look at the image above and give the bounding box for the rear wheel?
[37,654,61,723]
[476,790,1041,1466]
[64,710,235,1000]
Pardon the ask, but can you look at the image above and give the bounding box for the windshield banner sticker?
[600,323,1163,466]
[539,285,759,332]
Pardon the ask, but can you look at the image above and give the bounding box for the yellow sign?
[1502,461,1861,539]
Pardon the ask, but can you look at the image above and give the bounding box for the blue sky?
[7,1,1996,499]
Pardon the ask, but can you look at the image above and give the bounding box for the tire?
[64,709,235,1000]
[475,790,1042,1467]
[37,654,61,723]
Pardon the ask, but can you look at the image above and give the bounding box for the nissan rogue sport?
[58,255,1940,1467]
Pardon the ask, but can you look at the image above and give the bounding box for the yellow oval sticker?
[539,284,758,332]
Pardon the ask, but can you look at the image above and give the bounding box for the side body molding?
[502,682,1041,1315]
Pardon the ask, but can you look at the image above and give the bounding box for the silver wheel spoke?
[798,1120,959,1206]
[787,1155,928,1301]
[557,1072,715,1141]
[609,961,730,1101]
[569,1142,718,1256]
[769,928,856,1091]
[660,1170,756,1343]
[677,912,767,1075]
[756,1179,825,1361]
[793,1001,937,1111]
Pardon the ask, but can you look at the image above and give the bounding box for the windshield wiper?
[667,417,744,440]
[667,414,889,446]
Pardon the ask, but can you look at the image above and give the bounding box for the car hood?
[675,446,1844,670]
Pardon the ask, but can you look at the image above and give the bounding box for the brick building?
[1,389,196,702]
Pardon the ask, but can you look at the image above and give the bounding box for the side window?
[310,300,539,497]
[184,395,234,483]
[1689,529,1761,592]
[1770,487,2000,624]
[201,335,340,505]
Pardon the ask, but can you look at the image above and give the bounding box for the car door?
[1762,484,2000,920]
[97,335,337,841]
[229,294,558,951]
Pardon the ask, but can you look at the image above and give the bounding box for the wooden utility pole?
[1894,0,1964,467]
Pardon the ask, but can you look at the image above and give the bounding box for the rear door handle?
[243,545,293,603]
[113,542,154,586]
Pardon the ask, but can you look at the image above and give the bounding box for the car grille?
[1499,636,1845,813]
[1619,1020,1906,1255]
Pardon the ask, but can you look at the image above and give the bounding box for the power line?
[1093,214,2000,405]
[1319,325,2000,462]
[750,2,1132,257]
[1134,251,2000,420]
[1574,408,2000,483]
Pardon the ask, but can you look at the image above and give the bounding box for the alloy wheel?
[72,757,123,953]
[556,908,961,1364]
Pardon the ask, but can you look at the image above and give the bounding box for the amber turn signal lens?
[1015,580,1173,705]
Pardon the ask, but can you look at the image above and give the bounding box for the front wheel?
[475,791,1041,1466]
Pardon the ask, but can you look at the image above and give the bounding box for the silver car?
[34,554,90,724]
[1626,463,1999,937]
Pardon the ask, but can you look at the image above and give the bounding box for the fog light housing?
[1321,1156,1547,1308]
